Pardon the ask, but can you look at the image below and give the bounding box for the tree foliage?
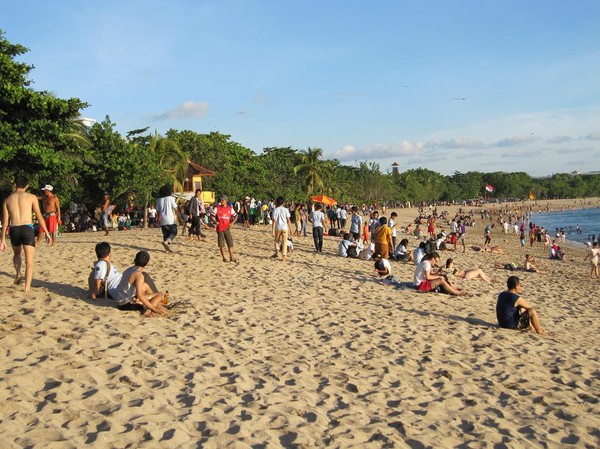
[0,30,88,202]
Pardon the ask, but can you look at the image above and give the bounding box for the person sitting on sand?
[338,233,358,258]
[496,275,546,335]
[90,242,123,300]
[549,241,564,260]
[115,251,167,317]
[524,254,545,273]
[413,241,427,265]
[445,258,492,282]
[373,252,392,277]
[394,238,413,262]
[413,252,468,296]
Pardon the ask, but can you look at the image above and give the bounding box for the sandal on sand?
[165,300,192,311]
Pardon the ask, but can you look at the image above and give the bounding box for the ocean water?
[531,207,600,245]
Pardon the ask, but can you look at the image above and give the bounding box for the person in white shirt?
[90,242,122,300]
[389,212,398,249]
[373,253,392,277]
[413,252,467,295]
[309,204,326,252]
[413,242,426,265]
[271,197,292,261]
[156,185,180,252]
[395,238,414,262]
[338,233,358,257]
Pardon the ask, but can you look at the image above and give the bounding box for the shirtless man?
[36,184,61,246]
[1,177,51,292]
[100,192,111,236]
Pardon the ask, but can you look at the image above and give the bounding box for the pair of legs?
[519,307,545,335]
[189,216,205,241]
[458,268,492,282]
[218,229,235,262]
[428,277,468,296]
[312,227,323,252]
[11,244,36,292]
[101,212,110,236]
[161,224,178,251]
[139,284,167,317]
[591,261,599,278]
[455,235,466,253]
[36,216,58,246]
[273,229,289,261]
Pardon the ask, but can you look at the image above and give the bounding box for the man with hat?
[37,184,61,246]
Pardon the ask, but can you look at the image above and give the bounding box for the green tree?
[294,147,332,195]
[0,30,88,201]
[257,147,304,200]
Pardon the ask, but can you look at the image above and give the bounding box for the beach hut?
[174,161,216,204]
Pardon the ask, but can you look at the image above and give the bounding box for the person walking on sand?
[309,203,326,253]
[496,276,546,335]
[584,241,599,278]
[156,185,180,252]
[36,184,61,246]
[213,195,237,262]
[456,220,467,253]
[99,192,112,236]
[188,189,206,242]
[1,176,51,292]
[271,196,292,262]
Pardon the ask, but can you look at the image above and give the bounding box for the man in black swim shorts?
[1,177,50,292]
[9,224,36,247]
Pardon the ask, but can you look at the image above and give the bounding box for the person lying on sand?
[444,258,492,282]
[496,275,547,335]
[471,245,504,254]
[413,252,468,296]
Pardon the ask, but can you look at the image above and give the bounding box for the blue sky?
[3,0,600,176]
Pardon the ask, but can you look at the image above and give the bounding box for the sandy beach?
[0,199,598,448]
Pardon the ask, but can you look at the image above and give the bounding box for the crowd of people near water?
[3,177,598,334]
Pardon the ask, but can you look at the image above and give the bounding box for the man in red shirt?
[213,195,237,262]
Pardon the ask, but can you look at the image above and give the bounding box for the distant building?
[391,162,399,175]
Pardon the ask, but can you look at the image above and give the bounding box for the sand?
[0,199,598,448]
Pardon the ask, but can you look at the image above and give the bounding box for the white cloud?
[333,140,424,162]
[584,131,600,141]
[494,135,537,147]
[426,138,486,149]
[547,135,572,144]
[155,101,209,120]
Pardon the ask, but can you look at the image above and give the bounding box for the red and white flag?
[485,183,495,192]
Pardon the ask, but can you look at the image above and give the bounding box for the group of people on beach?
[2,180,551,333]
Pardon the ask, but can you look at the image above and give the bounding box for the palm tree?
[294,147,332,195]
[148,133,189,191]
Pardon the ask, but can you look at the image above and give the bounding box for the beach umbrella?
[310,194,337,206]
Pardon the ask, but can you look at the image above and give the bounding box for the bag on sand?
[347,245,358,258]
[88,261,111,299]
